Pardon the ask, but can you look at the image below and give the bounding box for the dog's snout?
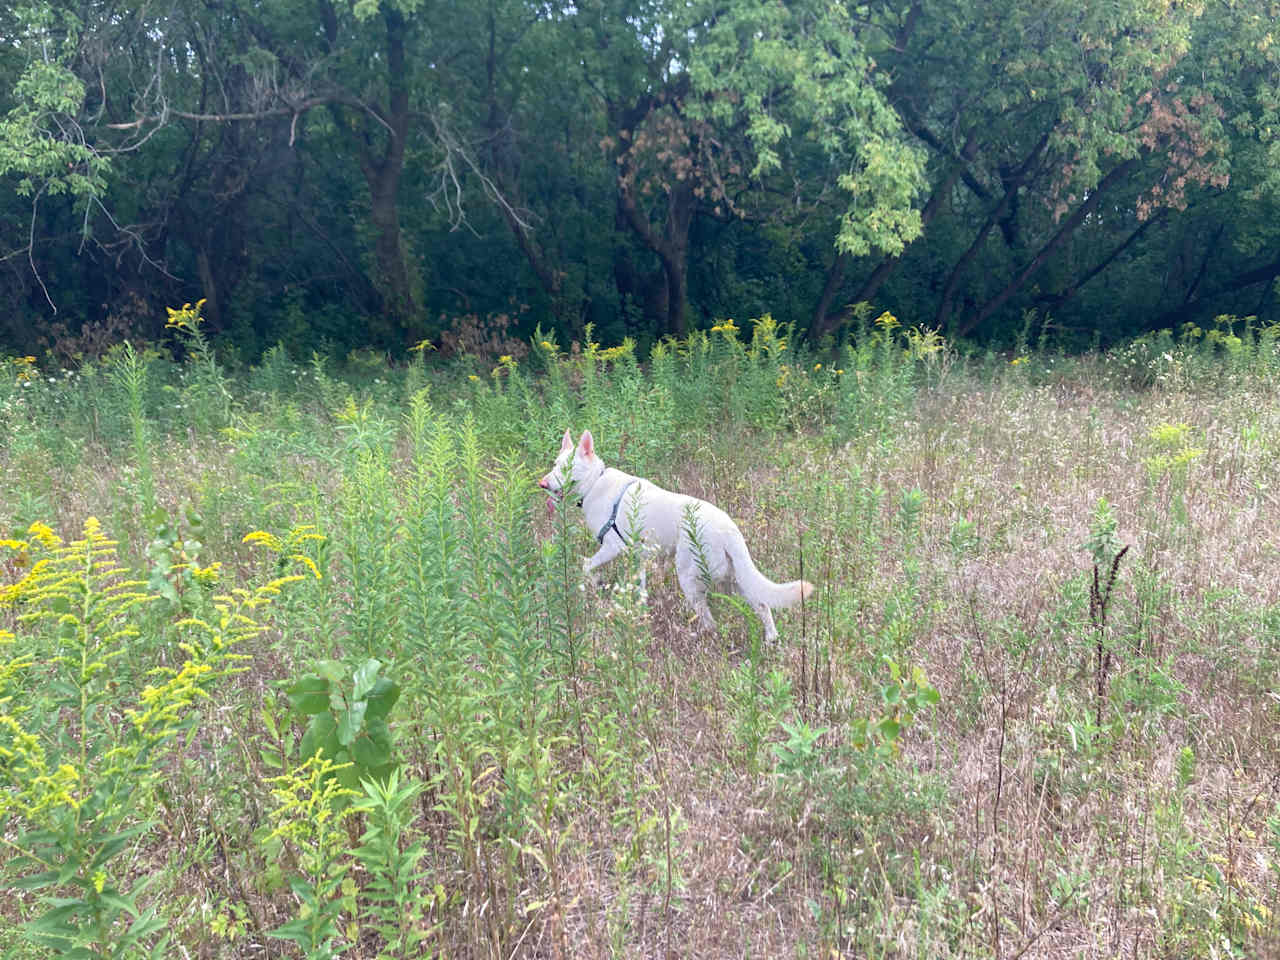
[538,477,549,489]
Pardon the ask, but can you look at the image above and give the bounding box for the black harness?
[595,478,638,545]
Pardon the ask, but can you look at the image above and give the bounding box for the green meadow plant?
[1082,497,1129,723]
[0,518,297,958]
[106,340,155,515]
[325,397,401,660]
[350,770,441,958]
[165,300,234,429]
[721,594,795,774]
[850,659,941,762]
[143,502,214,614]
[1143,421,1205,538]
[285,658,401,796]
[264,753,359,958]
[834,309,920,446]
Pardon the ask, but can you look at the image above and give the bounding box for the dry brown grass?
[3,356,1279,958]
[528,370,1280,957]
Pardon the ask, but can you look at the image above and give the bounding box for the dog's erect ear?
[559,429,573,454]
[578,430,595,459]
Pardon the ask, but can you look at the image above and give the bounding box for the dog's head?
[538,430,601,504]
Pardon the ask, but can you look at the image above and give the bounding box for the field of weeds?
[2,315,1279,958]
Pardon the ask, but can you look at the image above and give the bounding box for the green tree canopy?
[0,0,1275,354]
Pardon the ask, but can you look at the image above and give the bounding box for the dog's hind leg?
[749,599,779,642]
[676,547,716,633]
[724,546,778,641]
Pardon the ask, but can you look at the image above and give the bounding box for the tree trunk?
[196,249,219,329]
[369,174,413,323]
[809,252,848,341]
[323,1,418,339]
[607,84,697,338]
[617,174,694,337]
[660,180,694,337]
[955,158,1137,338]
[935,132,1050,331]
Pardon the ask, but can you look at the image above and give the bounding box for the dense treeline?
[0,0,1277,359]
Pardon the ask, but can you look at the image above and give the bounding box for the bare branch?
[28,183,55,313]
[421,103,533,234]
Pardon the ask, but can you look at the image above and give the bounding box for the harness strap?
[596,479,639,545]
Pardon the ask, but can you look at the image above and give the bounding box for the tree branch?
[956,157,1138,337]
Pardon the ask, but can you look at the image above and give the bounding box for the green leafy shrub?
[0,518,298,957]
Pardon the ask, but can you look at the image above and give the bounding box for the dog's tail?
[724,532,814,610]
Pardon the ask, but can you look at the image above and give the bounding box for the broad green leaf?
[363,678,401,722]
[338,701,368,747]
[287,675,330,715]
[316,659,346,685]
[300,712,339,761]
[351,658,382,700]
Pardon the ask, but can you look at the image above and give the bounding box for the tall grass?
[2,312,1279,956]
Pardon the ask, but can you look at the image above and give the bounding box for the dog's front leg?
[582,541,624,587]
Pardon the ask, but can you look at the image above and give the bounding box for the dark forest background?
[1,0,1277,360]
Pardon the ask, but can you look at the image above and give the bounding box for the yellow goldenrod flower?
[243,530,284,552]
[27,522,61,549]
[191,562,222,585]
[12,356,39,382]
[598,340,634,363]
[290,554,322,580]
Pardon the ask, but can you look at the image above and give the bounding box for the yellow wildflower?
[243,530,284,552]
[468,374,479,382]
[814,363,822,371]
[598,340,635,363]
[27,522,61,549]
[289,554,322,580]
[12,356,38,382]
[191,563,222,586]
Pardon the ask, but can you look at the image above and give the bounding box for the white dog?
[539,430,813,641]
